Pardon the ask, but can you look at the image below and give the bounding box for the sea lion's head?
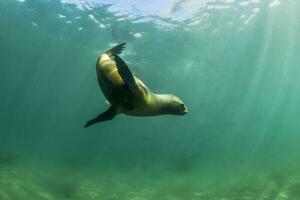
[160,95,188,115]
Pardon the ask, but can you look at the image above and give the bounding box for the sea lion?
[84,43,188,127]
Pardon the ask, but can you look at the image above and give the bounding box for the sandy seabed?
[1,160,300,200]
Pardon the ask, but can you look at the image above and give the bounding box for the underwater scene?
[1,0,300,199]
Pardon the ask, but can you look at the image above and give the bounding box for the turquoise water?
[1,0,300,199]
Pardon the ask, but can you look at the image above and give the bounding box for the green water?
[0,0,300,199]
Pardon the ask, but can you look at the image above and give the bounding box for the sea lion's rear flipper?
[114,54,138,91]
[84,106,117,128]
[105,42,126,57]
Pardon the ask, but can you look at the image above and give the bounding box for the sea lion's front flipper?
[114,54,137,91]
[105,43,126,57]
[84,106,117,128]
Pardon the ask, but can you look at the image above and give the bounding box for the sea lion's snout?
[183,105,188,114]
[179,103,188,115]
[160,97,188,115]
[169,95,188,116]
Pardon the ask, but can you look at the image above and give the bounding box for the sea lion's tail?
[105,42,126,57]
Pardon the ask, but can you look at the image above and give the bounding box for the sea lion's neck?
[153,94,174,114]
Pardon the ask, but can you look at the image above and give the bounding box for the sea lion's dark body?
[97,53,160,116]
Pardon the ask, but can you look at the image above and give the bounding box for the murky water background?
[0,0,300,199]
